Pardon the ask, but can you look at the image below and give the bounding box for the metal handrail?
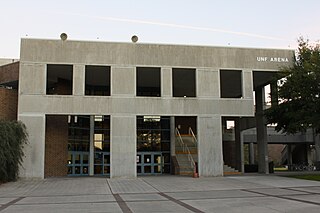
[176,128,197,176]
[188,127,198,146]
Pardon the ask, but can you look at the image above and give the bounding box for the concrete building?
[1,38,295,179]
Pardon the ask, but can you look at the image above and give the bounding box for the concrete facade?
[17,38,294,178]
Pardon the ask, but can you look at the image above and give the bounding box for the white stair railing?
[176,128,198,177]
[188,127,198,147]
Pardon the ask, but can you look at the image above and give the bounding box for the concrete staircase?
[223,164,241,175]
[175,134,240,176]
[175,135,198,176]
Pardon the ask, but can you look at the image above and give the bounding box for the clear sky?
[1,0,319,58]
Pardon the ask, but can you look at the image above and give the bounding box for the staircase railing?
[176,128,198,177]
[188,127,198,147]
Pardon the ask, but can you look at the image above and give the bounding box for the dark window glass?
[85,66,110,96]
[47,64,73,95]
[137,67,161,97]
[220,70,242,98]
[173,68,196,97]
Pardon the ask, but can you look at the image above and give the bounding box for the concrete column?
[18,114,46,178]
[89,115,94,176]
[234,118,243,172]
[287,144,293,165]
[73,65,85,96]
[111,115,136,178]
[270,81,278,106]
[314,130,320,162]
[198,116,223,176]
[242,69,254,99]
[249,143,255,164]
[111,66,135,96]
[19,63,46,95]
[170,116,175,156]
[161,67,172,97]
[197,68,219,98]
[255,87,269,174]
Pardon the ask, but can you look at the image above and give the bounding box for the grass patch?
[289,175,320,181]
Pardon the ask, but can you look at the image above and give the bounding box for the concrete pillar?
[287,144,293,165]
[19,63,46,95]
[89,115,94,176]
[234,118,243,172]
[198,116,223,176]
[314,131,320,162]
[255,87,269,174]
[249,143,255,164]
[111,115,136,178]
[111,66,135,96]
[270,82,278,107]
[19,114,46,178]
[242,69,254,99]
[161,67,172,97]
[170,116,175,156]
[197,68,220,98]
[73,65,85,96]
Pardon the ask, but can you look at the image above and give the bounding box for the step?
[179,171,194,176]
[175,150,197,155]
[223,171,242,176]
[223,165,239,172]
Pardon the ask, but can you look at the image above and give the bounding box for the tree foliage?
[265,38,320,134]
[0,120,28,182]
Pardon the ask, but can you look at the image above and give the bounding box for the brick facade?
[0,62,19,84]
[268,144,285,166]
[0,88,18,121]
[223,141,236,168]
[45,115,68,177]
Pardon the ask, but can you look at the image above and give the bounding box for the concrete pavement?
[1,175,320,212]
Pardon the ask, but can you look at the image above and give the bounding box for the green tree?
[0,120,28,182]
[265,38,320,134]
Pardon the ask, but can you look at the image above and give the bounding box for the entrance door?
[94,151,110,175]
[67,151,89,176]
[137,152,162,175]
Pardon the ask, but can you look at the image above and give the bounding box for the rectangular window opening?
[85,65,110,96]
[47,64,73,95]
[172,68,196,97]
[136,67,161,97]
[220,70,242,98]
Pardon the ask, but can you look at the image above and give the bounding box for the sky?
[1,0,319,58]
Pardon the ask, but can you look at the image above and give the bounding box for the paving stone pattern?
[0,175,320,212]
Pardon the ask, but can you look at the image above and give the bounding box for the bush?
[0,120,28,182]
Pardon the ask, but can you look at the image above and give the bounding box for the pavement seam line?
[284,187,320,194]
[113,194,133,213]
[106,178,114,194]
[140,178,160,192]
[242,189,320,207]
[0,197,25,212]
[158,192,205,213]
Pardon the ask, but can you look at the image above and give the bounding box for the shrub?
[0,120,28,182]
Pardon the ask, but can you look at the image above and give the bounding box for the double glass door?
[137,152,162,175]
[67,115,110,176]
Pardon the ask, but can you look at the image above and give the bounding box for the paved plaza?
[1,175,320,212]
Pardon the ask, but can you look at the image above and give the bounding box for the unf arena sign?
[256,57,289,62]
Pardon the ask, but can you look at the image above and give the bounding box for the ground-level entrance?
[137,116,171,175]
[66,115,110,176]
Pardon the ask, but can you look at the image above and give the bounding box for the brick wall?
[0,88,18,121]
[223,141,236,168]
[45,115,68,177]
[0,62,19,84]
[268,144,285,166]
